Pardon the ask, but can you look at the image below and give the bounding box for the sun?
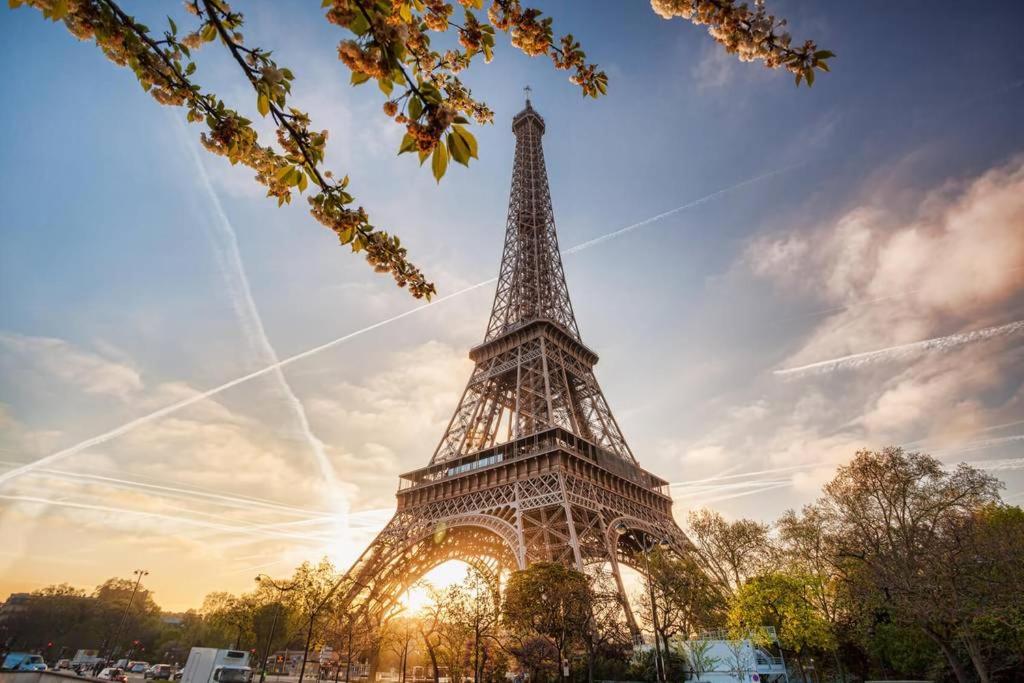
[397,560,471,613]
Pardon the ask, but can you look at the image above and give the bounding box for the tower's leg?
[559,474,584,570]
[608,544,642,642]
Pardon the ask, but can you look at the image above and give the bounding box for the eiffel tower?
[339,96,689,639]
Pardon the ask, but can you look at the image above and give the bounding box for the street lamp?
[106,569,149,668]
[615,523,670,683]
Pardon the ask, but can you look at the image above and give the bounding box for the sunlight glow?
[397,560,471,613]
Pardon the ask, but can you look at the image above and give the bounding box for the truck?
[180,649,252,683]
[71,649,104,669]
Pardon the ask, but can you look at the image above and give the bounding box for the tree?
[680,638,720,683]
[687,509,775,597]
[10,0,831,300]
[382,616,418,683]
[776,506,853,682]
[502,562,593,683]
[201,592,258,649]
[635,548,725,679]
[815,447,1003,683]
[283,557,347,683]
[729,572,835,683]
[444,567,501,683]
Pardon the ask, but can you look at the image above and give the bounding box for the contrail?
[935,435,1024,458]
[0,494,331,543]
[179,121,340,496]
[963,455,1024,472]
[0,459,331,518]
[774,319,1024,377]
[669,462,821,487]
[684,481,792,505]
[0,164,795,488]
[561,164,801,256]
[672,479,790,499]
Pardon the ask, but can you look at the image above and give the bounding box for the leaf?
[814,50,835,59]
[447,132,470,166]
[805,68,815,86]
[453,125,478,159]
[398,2,412,23]
[794,71,803,86]
[297,171,309,192]
[350,71,371,86]
[431,144,448,182]
[349,12,370,36]
[274,165,294,182]
[257,92,270,117]
[378,78,393,96]
[398,133,417,155]
[408,96,423,120]
[200,23,217,42]
[168,16,177,35]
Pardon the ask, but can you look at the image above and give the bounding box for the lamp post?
[255,575,298,683]
[615,524,670,683]
[106,569,148,668]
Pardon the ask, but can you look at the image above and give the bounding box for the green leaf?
[398,133,417,155]
[453,125,478,159]
[805,68,815,86]
[297,171,309,192]
[794,71,803,87]
[814,50,835,59]
[431,144,448,182]
[274,165,294,181]
[447,133,470,166]
[408,96,423,120]
[418,149,430,165]
[349,13,370,36]
[200,23,217,42]
[378,78,394,96]
[257,92,270,117]
[350,71,371,86]
[168,16,177,35]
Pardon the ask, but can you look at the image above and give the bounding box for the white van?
[180,649,252,683]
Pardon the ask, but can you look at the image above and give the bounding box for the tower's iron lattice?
[338,99,690,640]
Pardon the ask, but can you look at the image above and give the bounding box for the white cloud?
[0,332,143,400]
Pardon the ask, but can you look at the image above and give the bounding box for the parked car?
[98,667,130,682]
[145,664,174,680]
[56,659,73,670]
[130,662,150,674]
[1,653,48,671]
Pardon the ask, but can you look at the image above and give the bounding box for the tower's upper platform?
[512,99,546,136]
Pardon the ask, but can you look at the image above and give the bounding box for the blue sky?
[1,1,1023,608]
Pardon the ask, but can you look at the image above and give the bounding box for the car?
[57,659,72,670]
[145,664,174,680]
[98,667,130,682]
[1,653,48,671]
[130,662,150,674]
